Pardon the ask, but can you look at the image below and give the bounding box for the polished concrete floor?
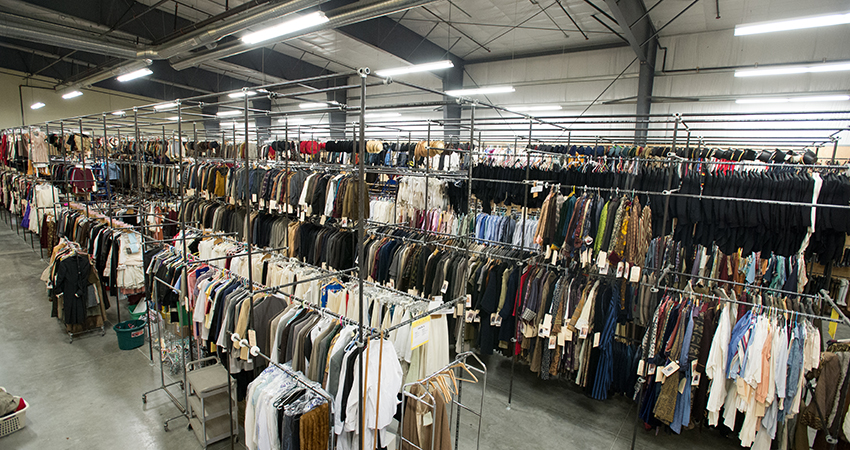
[0,218,744,450]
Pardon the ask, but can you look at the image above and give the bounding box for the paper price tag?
[248,329,257,347]
[678,377,687,394]
[367,276,374,283]
[186,189,195,196]
[229,197,236,205]
[465,309,476,323]
[433,295,442,303]
[342,217,349,227]
[616,261,625,278]
[557,329,566,346]
[473,310,480,323]
[465,294,472,308]
[648,364,656,375]
[637,360,646,376]
[320,215,327,225]
[300,211,306,222]
[600,264,608,275]
[597,251,608,268]
[656,369,666,383]
[492,314,502,327]
[422,411,433,427]
[410,316,430,350]
[260,199,266,209]
[548,336,557,349]
[269,200,277,210]
[545,246,552,259]
[321,262,327,270]
[490,313,499,326]
[530,184,543,193]
[661,361,680,377]
[565,329,573,342]
[538,314,553,337]
[629,265,641,283]
[408,288,419,296]
[287,204,293,214]
[388,279,395,289]
[441,280,449,293]
[593,332,600,348]
[455,303,463,317]
[692,372,701,386]
[551,250,558,265]
[252,194,257,203]
[579,326,588,339]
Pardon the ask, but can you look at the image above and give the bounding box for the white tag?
[548,336,557,349]
[388,279,395,289]
[248,329,257,347]
[550,251,558,265]
[593,332,600,348]
[692,372,701,386]
[629,265,641,283]
[422,411,433,427]
[557,329,566,346]
[579,326,588,339]
[465,294,472,308]
[252,194,257,202]
[320,215,327,225]
[530,184,543,193]
[321,262,327,270]
[600,265,608,275]
[597,251,608,268]
[637,359,646,376]
[455,303,463,317]
[441,280,449,293]
[648,364,656,375]
[269,200,277,210]
[410,316,430,350]
[545,247,552,259]
[300,211,306,221]
[538,314,553,337]
[678,377,687,394]
[656,369,666,383]
[287,204,293,214]
[186,189,195,196]
[661,361,680,377]
[433,295,442,303]
[565,329,573,342]
[367,276,374,283]
[228,196,236,205]
[473,310,480,323]
[493,314,502,327]
[615,262,624,278]
[342,217,349,227]
[490,313,499,326]
[408,288,419,296]
[465,309,475,323]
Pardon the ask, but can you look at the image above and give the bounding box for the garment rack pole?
[356,68,368,450]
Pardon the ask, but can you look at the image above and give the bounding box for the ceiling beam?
[465,41,629,65]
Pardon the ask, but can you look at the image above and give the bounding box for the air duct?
[170,0,441,71]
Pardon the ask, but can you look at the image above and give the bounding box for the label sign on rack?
[410,316,430,350]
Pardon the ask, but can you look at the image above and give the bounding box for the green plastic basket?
[127,303,146,321]
[113,320,146,350]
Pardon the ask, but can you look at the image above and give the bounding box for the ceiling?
[0,0,847,107]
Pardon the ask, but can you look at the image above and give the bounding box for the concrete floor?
[0,219,743,450]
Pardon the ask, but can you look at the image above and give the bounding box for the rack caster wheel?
[142,395,147,404]
[164,423,169,432]
[68,338,73,344]
[187,424,193,431]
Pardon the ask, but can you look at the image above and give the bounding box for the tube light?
[228,91,257,98]
[508,105,562,112]
[734,12,850,36]
[116,68,153,82]
[735,95,850,104]
[299,102,328,109]
[112,110,126,116]
[166,116,180,121]
[375,60,454,77]
[241,12,329,44]
[154,102,178,110]
[62,91,83,99]
[365,112,402,118]
[219,122,256,128]
[735,61,850,77]
[445,86,515,96]
[217,110,242,117]
[30,102,45,110]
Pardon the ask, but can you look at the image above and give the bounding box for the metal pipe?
[357,68,368,450]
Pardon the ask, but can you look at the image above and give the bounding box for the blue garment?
[780,324,805,422]
[670,309,695,434]
[726,310,754,379]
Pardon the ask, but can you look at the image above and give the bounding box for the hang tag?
[557,329,566,346]
[593,332,600,348]
[545,246,552,259]
[565,329,573,342]
[579,326,588,339]
[465,310,476,323]
[691,372,701,386]
[655,369,666,383]
[248,329,257,348]
[269,200,277,210]
[320,215,327,225]
[408,288,420,296]
[599,264,608,275]
[441,280,449,293]
[465,294,472,308]
[287,204,293,214]
[422,411,433,427]
[616,261,625,278]
[648,364,656,375]
[530,184,543,193]
[597,251,608,268]
[473,310,480,323]
[321,262,327,270]
[229,196,236,205]
[300,211,306,222]
[367,276,374,283]
[538,314,553,337]
[490,313,499,326]
[252,194,257,203]
[548,336,557,349]
[342,217,349,227]
[455,303,463,318]
[678,377,687,394]
[522,322,536,338]
[629,265,641,283]
[260,199,266,209]
[433,295,442,303]
[493,314,502,327]
[388,279,395,289]
[410,316,430,350]
[691,360,698,373]
[550,250,558,265]
[661,361,680,377]
[637,360,646,376]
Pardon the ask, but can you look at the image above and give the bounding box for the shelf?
[186,363,229,396]
[189,391,233,421]
[189,415,236,446]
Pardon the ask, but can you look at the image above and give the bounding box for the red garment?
[68,167,95,194]
[299,141,324,155]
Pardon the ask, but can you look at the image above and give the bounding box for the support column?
[635,41,656,145]
[442,65,464,142]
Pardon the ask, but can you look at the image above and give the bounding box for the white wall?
[0,70,158,131]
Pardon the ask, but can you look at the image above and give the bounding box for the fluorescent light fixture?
[219,121,256,128]
[445,86,515,96]
[166,116,180,121]
[735,61,850,77]
[365,112,402,118]
[217,110,242,117]
[62,91,83,99]
[111,110,126,116]
[508,105,562,112]
[299,102,328,110]
[734,12,850,36]
[30,102,45,110]
[228,90,257,98]
[116,68,153,82]
[735,94,850,104]
[154,102,178,110]
[375,60,454,77]
[241,12,329,44]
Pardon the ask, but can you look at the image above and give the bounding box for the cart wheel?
[68,337,73,344]
[142,395,147,404]
[187,424,193,431]
[164,423,169,432]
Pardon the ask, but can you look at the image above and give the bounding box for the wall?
[0,69,158,131]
